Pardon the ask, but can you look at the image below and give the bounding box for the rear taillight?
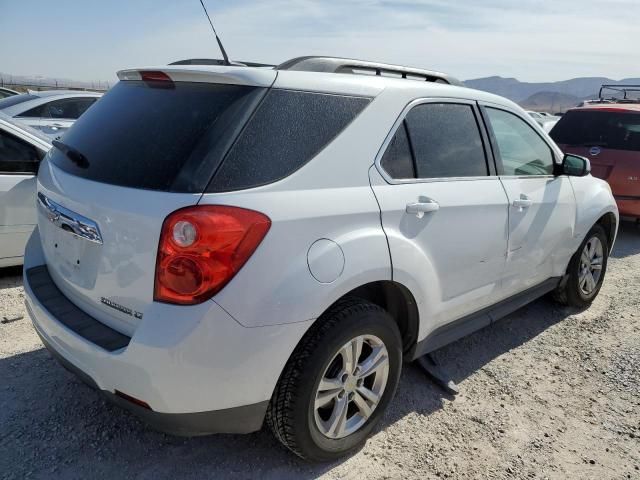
[154,205,271,305]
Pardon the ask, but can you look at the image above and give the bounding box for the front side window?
[380,102,487,180]
[486,108,555,176]
[0,130,42,174]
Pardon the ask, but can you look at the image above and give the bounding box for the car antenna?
[198,0,233,66]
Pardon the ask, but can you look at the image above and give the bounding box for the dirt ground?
[1,222,638,480]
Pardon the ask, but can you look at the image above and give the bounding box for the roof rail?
[276,56,463,86]
[599,84,640,102]
[169,58,276,68]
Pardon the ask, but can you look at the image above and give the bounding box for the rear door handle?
[512,195,532,210]
[406,200,440,218]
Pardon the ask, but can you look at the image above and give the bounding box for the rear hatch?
[36,68,275,335]
[550,108,640,197]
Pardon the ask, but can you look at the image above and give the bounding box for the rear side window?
[207,90,370,192]
[380,122,415,179]
[406,103,487,178]
[381,102,487,180]
[0,130,43,174]
[49,81,266,192]
[43,98,97,119]
[550,109,640,152]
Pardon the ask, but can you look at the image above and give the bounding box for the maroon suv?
[551,104,640,218]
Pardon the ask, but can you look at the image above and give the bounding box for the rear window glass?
[0,94,39,110]
[550,109,640,152]
[49,81,265,192]
[404,103,487,178]
[207,90,370,192]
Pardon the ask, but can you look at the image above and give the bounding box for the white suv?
[24,57,618,461]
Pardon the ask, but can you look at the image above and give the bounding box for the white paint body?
[0,90,102,140]
[0,115,51,267]
[24,65,618,417]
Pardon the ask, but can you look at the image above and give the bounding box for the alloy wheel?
[579,236,604,295]
[313,335,390,439]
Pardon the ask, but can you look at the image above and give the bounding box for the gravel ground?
[1,222,639,480]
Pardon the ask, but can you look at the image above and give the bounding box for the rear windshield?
[550,109,640,152]
[49,80,371,193]
[49,81,266,192]
[0,94,39,110]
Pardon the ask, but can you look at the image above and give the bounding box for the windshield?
[0,94,39,110]
[550,109,640,152]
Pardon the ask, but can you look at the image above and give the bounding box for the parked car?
[24,57,618,461]
[550,103,640,219]
[0,90,102,139]
[0,112,51,267]
[0,87,20,99]
[526,110,558,132]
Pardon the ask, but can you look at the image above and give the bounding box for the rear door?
[0,126,45,262]
[370,100,509,329]
[481,104,576,295]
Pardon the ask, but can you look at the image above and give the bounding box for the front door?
[0,128,42,262]
[481,105,576,295]
[370,100,509,335]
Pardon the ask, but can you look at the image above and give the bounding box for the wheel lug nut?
[341,373,349,383]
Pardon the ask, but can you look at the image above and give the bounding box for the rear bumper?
[23,228,312,435]
[614,196,640,218]
[33,324,268,436]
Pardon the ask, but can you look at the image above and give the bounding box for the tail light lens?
[154,205,271,305]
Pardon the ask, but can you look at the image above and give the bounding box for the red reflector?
[154,205,271,305]
[140,70,173,82]
[115,390,152,410]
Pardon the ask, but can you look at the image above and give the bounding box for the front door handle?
[512,195,532,210]
[406,200,440,218]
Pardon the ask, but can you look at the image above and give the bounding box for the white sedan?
[0,90,102,140]
[0,112,51,267]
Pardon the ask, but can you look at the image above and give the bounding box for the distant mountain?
[465,76,640,111]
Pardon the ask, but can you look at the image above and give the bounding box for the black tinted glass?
[380,122,415,179]
[405,103,487,178]
[17,104,45,118]
[49,81,264,192]
[0,130,42,173]
[45,98,96,119]
[208,90,370,192]
[0,94,38,109]
[550,110,640,152]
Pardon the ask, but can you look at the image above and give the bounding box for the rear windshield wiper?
[52,140,90,168]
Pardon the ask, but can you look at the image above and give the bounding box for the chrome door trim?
[37,192,103,244]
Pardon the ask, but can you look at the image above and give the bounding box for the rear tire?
[266,297,402,461]
[554,224,609,308]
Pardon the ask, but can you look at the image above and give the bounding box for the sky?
[1,0,639,83]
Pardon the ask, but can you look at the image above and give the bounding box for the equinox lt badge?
[100,297,143,319]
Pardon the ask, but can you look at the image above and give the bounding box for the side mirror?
[558,154,591,177]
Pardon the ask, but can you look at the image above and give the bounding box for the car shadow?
[610,220,640,259]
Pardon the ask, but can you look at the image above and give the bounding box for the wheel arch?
[328,280,420,357]
[595,211,617,251]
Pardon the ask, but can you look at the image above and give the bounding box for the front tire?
[554,224,609,308]
[266,297,402,461]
